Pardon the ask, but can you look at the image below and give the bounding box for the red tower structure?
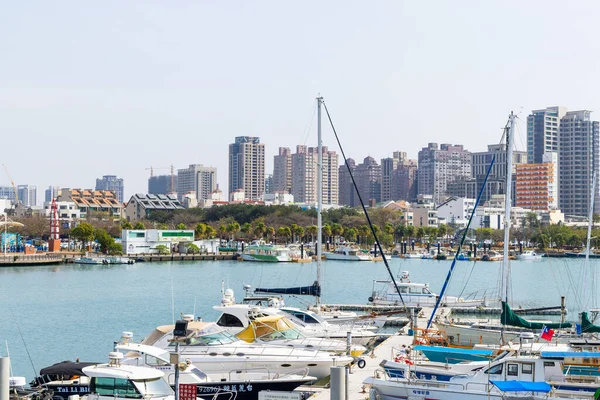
[48,199,61,252]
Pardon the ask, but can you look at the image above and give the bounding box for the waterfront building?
[354,156,382,205]
[57,188,123,220]
[95,175,124,203]
[148,174,178,195]
[527,106,567,164]
[43,201,80,228]
[515,152,558,211]
[435,197,476,227]
[558,110,600,217]
[272,147,292,194]
[125,193,184,222]
[45,186,59,202]
[417,143,471,205]
[291,145,339,205]
[411,195,438,228]
[338,158,356,206]
[121,229,194,254]
[17,185,37,207]
[176,164,217,202]
[228,136,265,201]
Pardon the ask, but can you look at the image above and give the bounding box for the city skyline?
[2,2,600,199]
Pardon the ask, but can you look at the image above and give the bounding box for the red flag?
[540,326,554,341]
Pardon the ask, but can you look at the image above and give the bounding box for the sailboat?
[433,113,572,347]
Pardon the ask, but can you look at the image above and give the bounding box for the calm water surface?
[0,256,597,379]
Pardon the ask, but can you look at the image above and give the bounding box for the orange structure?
[515,162,557,211]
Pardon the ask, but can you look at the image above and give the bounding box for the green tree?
[95,228,115,254]
[205,226,217,239]
[71,222,95,249]
[331,223,344,245]
[293,225,305,243]
[344,227,358,242]
[187,243,201,254]
[121,220,133,230]
[176,223,187,230]
[227,222,241,240]
[306,225,318,243]
[194,223,207,239]
[322,224,332,245]
[277,226,292,243]
[240,222,252,238]
[266,226,275,241]
[437,224,448,242]
[133,221,145,230]
[155,244,170,254]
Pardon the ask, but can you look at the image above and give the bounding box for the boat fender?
[357,358,366,369]
[368,297,374,302]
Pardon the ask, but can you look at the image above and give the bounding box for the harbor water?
[0,256,597,380]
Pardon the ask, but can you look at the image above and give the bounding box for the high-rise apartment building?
[338,158,356,206]
[527,106,567,164]
[148,175,178,196]
[354,156,382,205]
[558,110,600,217]
[95,175,124,203]
[417,143,471,205]
[291,145,338,205]
[515,152,558,211]
[177,164,217,202]
[272,147,292,193]
[381,151,418,202]
[45,186,59,203]
[17,185,37,206]
[265,175,273,195]
[0,186,17,202]
[228,136,265,201]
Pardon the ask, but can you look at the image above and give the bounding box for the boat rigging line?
[320,100,411,322]
[426,151,497,329]
[9,304,37,377]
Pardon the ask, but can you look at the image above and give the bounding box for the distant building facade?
[95,175,124,203]
[272,147,292,193]
[125,193,184,221]
[57,189,123,220]
[148,175,178,196]
[228,136,265,201]
[45,186,59,202]
[527,106,567,164]
[354,156,382,205]
[558,110,600,217]
[418,143,471,205]
[177,164,217,202]
[515,152,558,211]
[291,145,338,205]
[338,158,356,206]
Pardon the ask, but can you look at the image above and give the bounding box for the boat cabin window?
[144,354,170,367]
[422,287,432,294]
[507,363,518,376]
[409,287,422,294]
[216,313,244,328]
[543,361,555,367]
[522,363,533,375]
[93,377,142,398]
[399,287,408,294]
[485,364,503,375]
[285,311,318,324]
[171,330,238,346]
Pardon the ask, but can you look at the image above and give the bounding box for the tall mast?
[316,96,323,307]
[501,113,515,303]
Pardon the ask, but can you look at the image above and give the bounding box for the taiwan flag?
[540,326,554,341]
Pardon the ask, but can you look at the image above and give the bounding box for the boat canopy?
[255,281,321,297]
[412,345,494,357]
[237,315,298,342]
[39,360,100,376]
[540,351,600,359]
[500,301,571,330]
[490,380,551,393]
[581,311,600,333]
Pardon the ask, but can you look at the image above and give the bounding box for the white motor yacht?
[323,245,372,261]
[137,319,353,380]
[515,250,544,260]
[368,271,487,308]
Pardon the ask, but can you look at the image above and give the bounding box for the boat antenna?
[5,340,14,377]
[426,153,496,329]
[9,304,37,377]
[321,101,410,319]
[171,277,175,325]
[316,96,323,307]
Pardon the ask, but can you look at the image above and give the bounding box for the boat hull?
[239,254,289,262]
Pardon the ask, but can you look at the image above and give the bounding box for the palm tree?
[277,226,292,244]
[331,223,344,245]
[293,225,305,243]
[253,221,267,240]
[322,224,332,246]
[194,223,207,240]
[266,226,276,242]
[306,225,318,244]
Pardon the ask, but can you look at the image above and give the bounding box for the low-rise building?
[121,229,195,254]
[125,194,183,221]
[436,197,476,227]
[44,201,80,228]
[57,189,123,220]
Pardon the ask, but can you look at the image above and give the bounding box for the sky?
[2,1,600,202]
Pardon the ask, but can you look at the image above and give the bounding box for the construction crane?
[145,165,176,192]
[2,164,18,204]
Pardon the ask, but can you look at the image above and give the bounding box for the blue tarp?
[413,345,494,356]
[540,351,600,359]
[490,380,551,393]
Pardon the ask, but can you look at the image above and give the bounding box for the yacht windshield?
[260,328,303,341]
[180,330,239,346]
[134,377,172,396]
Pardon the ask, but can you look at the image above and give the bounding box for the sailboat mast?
[502,113,516,304]
[316,96,323,307]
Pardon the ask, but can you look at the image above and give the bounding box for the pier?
[0,254,63,266]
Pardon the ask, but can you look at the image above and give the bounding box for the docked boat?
[515,250,543,260]
[480,250,503,261]
[323,245,372,261]
[368,271,487,308]
[30,360,99,399]
[240,243,291,262]
[117,342,316,399]
[73,256,104,265]
[137,319,354,380]
[366,355,597,399]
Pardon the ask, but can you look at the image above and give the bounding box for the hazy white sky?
[2,1,600,201]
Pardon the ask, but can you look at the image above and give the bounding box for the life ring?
[368,297,374,302]
[394,354,405,363]
[357,358,366,369]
